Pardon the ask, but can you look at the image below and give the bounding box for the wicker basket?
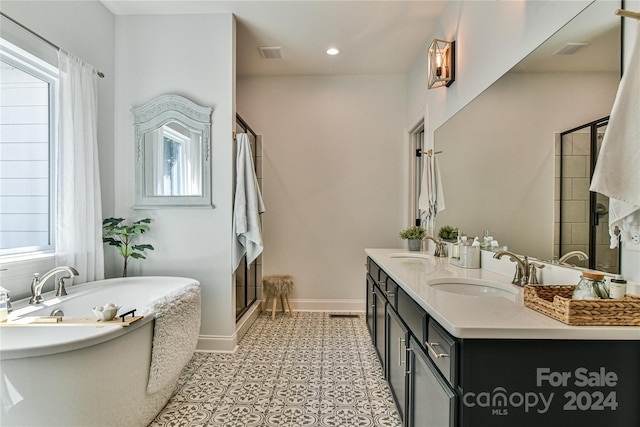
[523,284,640,326]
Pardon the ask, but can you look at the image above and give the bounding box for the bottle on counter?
[609,276,627,299]
[452,234,462,260]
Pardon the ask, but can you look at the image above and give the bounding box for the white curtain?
[56,50,104,283]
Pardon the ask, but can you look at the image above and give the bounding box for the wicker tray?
[523,284,640,326]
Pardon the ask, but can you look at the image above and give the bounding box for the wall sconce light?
[427,39,455,89]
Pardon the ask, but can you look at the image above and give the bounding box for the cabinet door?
[374,283,386,369]
[366,274,375,340]
[408,336,456,427]
[387,306,409,425]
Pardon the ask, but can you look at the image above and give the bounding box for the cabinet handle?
[385,291,395,297]
[399,337,406,366]
[405,347,413,375]
[425,341,449,358]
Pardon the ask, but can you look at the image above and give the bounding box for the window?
[0,39,58,256]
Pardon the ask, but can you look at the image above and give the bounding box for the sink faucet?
[493,251,529,286]
[424,236,448,258]
[558,250,588,266]
[29,266,79,305]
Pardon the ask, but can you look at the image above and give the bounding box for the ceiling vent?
[258,46,283,59]
[554,42,590,55]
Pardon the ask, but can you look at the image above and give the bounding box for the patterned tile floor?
[149,312,401,427]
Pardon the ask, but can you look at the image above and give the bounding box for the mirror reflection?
[143,121,203,197]
[434,1,621,273]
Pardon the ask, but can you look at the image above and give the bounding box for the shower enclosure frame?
[235,113,260,321]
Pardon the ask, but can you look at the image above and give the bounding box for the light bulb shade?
[428,39,455,89]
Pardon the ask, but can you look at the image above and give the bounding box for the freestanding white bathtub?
[0,276,201,427]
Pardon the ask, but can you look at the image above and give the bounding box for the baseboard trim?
[196,334,237,353]
[264,298,365,312]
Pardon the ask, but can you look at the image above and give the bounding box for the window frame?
[0,38,58,258]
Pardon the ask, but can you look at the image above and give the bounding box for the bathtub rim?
[0,276,199,360]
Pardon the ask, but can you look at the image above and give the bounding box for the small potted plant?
[438,225,460,242]
[399,226,427,251]
[103,217,154,277]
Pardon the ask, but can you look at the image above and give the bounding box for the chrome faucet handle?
[55,276,70,297]
[5,293,12,313]
[29,273,44,305]
[528,262,545,285]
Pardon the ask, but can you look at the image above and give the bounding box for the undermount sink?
[427,277,518,298]
[390,252,434,260]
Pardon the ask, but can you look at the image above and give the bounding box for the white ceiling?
[511,0,620,73]
[100,0,448,76]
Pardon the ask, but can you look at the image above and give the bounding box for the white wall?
[114,14,237,349]
[435,71,618,259]
[406,0,594,154]
[0,0,115,298]
[237,74,406,309]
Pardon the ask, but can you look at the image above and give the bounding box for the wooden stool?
[262,275,294,320]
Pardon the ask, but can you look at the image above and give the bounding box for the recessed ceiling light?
[326,48,341,56]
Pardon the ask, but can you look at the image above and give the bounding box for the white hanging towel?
[418,151,445,230]
[590,23,640,248]
[232,133,265,271]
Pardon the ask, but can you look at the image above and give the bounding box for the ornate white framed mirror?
[132,94,213,208]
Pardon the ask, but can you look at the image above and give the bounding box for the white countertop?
[366,248,640,340]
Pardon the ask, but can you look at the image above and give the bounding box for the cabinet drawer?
[426,319,457,387]
[367,257,381,281]
[397,287,427,344]
[385,278,398,308]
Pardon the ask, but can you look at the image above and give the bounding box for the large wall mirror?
[434,0,621,273]
[132,94,213,208]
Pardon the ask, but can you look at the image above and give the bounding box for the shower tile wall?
[555,132,589,267]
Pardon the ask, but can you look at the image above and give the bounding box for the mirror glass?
[143,121,203,197]
[132,94,213,208]
[434,1,620,271]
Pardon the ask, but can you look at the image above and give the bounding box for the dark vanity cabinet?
[386,306,409,424]
[367,258,399,374]
[408,335,457,427]
[367,258,455,427]
[366,256,640,427]
[365,274,375,339]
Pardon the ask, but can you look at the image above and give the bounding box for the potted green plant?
[399,226,427,251]
[103,217,154,277]
[437,225,460,241]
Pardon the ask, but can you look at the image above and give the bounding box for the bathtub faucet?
[29,266,79,305]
